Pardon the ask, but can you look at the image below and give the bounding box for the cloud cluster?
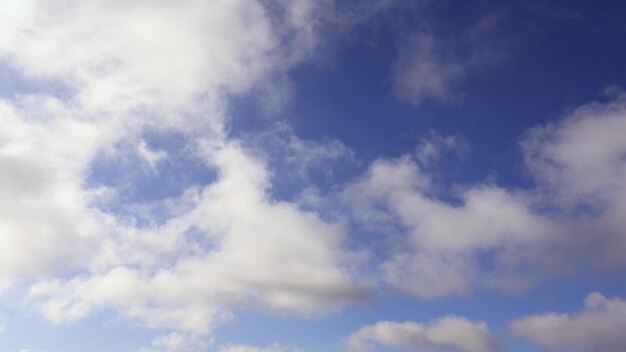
[28,143,364,332]
[0,0,295,293]
[0,0,366,337]
[342,153,557,297]
[2,0,626,350]
[0,97,114,289]
[345,316,498,352]
[341,91,626,298]
[522,90,626,268]
[0,0,293,119]
[511,292,626,352]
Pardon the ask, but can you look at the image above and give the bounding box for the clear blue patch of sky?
[0,307,155,352]
[0,59,73,100]
[86,130,216,224]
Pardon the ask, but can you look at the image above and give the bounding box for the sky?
[1,1,626,351]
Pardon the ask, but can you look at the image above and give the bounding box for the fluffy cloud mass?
[27,143,364,332]
[511,292,626,352]
[2,0,626,350]
[0,0,296,117]
[0,97,114,289]
[522,90,626,268]
[341,91,626,299]
[345,316,498,352]
[342,153,557,297]
[0,0,364,336]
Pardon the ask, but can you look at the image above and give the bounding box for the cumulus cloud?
[342,154,557,298]
[0,0,367,337]
[0,0,296,289]
[26,143,364,333]
[0,97,116,288]
[523,90,626,205]
[522,90,626,268]
[3,0,626,349]
[0,0,286,118]
[340,90,626,299]
[511,292,626,352]
[345,316,498,352]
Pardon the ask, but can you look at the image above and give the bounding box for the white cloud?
[0,97,116,287]
[27,143,364,333]
[345,316,498,352]
[341,90,626,299]
[0,0,278,118]
[0,0,345,135]
[522,90,626,268]
[342,155,556,298]
[511,292,626,352]
[0,0,294,288]
[393,14,505,106]
[0,0,366,338]
[3,0,626,349]
[523,90,626,205]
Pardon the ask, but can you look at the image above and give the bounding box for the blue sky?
[1,1,626,352]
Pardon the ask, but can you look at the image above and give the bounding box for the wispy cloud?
[393,13,507,106]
